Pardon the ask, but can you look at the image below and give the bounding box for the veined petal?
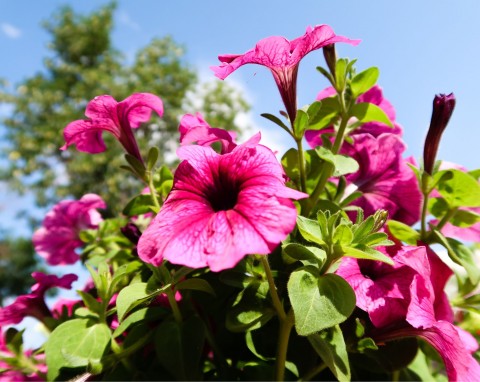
[61,119,114,154]
[119,92,164,129]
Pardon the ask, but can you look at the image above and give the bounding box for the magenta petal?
[179,113,237,153]
[119,92,164,129]
[211,25,359,80]
[415,321,480,382]
[85,95,118,120]
[61,119,111,154]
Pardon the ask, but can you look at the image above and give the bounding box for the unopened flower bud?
[323,44,337,77]
[423,93,456,174]
[121,222,142,245]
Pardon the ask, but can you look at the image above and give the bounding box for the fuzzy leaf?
[308,326,351,382]
[288,269,356,336]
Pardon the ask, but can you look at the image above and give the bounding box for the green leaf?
[116,282,159,321]
[146,146,159,170]
[226,281,275,332]
[154,316,206,381]
[350,102,393,127]
[288,269,356,336]
[432,230,480,285]
[176,278,216,296]
[350,67,379,98]
[122,194,157,216]
[45,319,111,381]
[261,113,291,135]
[315,146,359,177]
[281,148,300,184]
[335,58,348,92]
[283,243,326,266]
[297,216,325,245]
[357,337,378,352]
[332,224,354,246]
[293,109,309,139]
[307,97,340,131]
[308,326,351,382]
[435,169,480,207]
[343,245,394,265]
[307,101,323,124]
[449,209,480,227]
[113,307,167,338]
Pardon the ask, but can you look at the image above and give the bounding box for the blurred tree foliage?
[0,2,250,299]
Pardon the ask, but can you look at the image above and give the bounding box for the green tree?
[0,2,250,213]
[0,3,250,299]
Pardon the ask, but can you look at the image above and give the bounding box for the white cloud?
[1,23,21,39]
[117,11,140,31]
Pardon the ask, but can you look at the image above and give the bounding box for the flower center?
[207,168,239,212]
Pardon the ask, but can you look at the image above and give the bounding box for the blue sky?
[1,0,479,236]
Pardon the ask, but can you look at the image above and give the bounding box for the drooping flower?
[61,93,164,164]
[0,272,78,326]
[340,133,421,225]
[32,194,106,265]
[423,93,456,174]
[305,85,402,148]
[337,245,480,381]
[138,134,307,272]
[179,113,237,154]
[211,25,360,124]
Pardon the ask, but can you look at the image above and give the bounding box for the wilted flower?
[211,25,359,124]
[0,272,78,326]
[423,93,456,174]
[341,133,421,225]
[61,93,164,164]
[32,194,106,265]
[138,133,307,272]
[337,245,480,381]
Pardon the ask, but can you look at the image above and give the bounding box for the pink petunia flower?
[0,272,78,326]
[138,134,307,272]
[32,193,106,265]
[305,85,403,148]
[179,113,237,154]
[337,245,480,381]
[211,25,359,124]
[61,93,164,164]
[340,133,421,225]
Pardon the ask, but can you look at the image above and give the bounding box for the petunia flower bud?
[423,93,456,174]
[322,43,337,77]
[121,222,142,245]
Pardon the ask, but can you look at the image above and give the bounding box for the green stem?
[299,362,327,381]
[260,256,294,381]
[147,170,161,210]
[435,207,458,231]
[296,138,307,194]
[166,288,183,323]
[304,92,349,217]
[260,256,286,321]
[420,173,431,239]
[275,310,294,382]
